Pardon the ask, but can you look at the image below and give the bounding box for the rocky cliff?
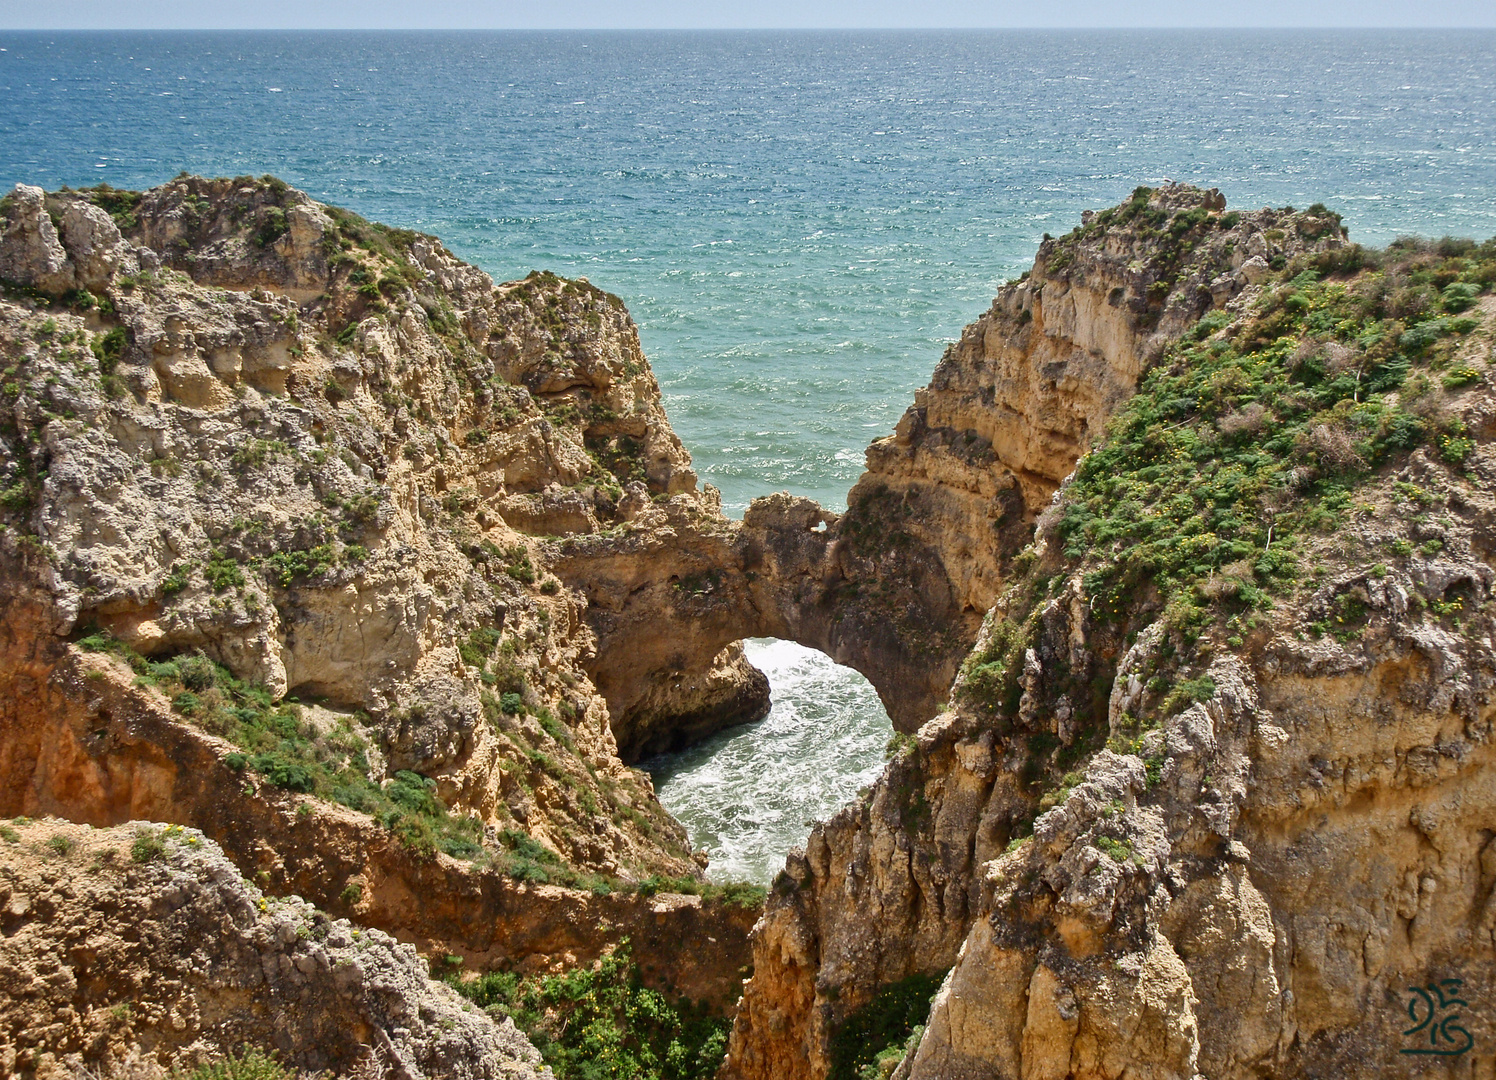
[723,195,1496,1080]
[557,188,1349,736]
[0,174,763,1075]
[8,173,1496,1080]
[0,174,728,877]
[0,817,547,1079]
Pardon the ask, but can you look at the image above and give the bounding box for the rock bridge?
[549,482,1001,762]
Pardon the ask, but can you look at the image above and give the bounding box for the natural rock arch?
[550,487,987,761]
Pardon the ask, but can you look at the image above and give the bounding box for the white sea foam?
[644,639,893,884]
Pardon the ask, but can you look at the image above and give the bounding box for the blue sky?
[3,0,1494,29]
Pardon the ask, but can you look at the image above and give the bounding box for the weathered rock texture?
[0,175,764,877]
[724,194,1496,1080]
[9,174,1495,1080]
[0,176,760,1059]
[0,593,756,1009]
[0,817,547,1079]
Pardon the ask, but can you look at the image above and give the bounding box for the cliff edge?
[724,192,1496,1080]
[0,175,763,1076]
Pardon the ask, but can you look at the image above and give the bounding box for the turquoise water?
[5,30,1494,512]
[5,30,1494,878]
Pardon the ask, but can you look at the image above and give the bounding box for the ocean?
[5,29,1493,880]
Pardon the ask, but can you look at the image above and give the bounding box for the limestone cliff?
[0,173,734,878]
[9,172,1496,1080]
[0,175,763,1067]
[724,195,1496,1080]
[0,817,547,1079]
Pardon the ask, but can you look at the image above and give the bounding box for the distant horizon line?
[3,25,1494,32]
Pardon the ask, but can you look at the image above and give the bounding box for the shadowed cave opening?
[642,638,894,884]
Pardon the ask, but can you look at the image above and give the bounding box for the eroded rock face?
[0,555,756,1014]
[899,581,1496,1080]
[10,173,1493,1080]
[0,817,548,1080]
[816,187,1347,724]
[0,175,722,880]
[0,177,778,1054]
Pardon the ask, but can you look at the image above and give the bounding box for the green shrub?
[449,941,730,1080]
[458,626,503,669]
[254,207,288,249]
[177,653,218,691]
[1161,675,1216,715]
[262,543,339,587]
[161,563,190,596]
[884,732,916,759]
[81,183,144,229]
[501,544,537,584]
[827,971,947,1080]
[174,1047,291,1080]
[1052,235,1495,662]
[79,632,482,861]
[1442,281,1480,313]
[91,326,127,375]
[958,614,1029,720]
[1095,835,1140,865]
[131,827,166,863]
[527,707,565,744]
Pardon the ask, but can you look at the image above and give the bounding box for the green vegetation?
[161,563,190,595]
[827,971,947,1080]
[1043,187,1309,326]
[205,548,246,591]
[131,826,166,863]
[959,613,1030,730]
[1095,835,1142,866]
[961,231,1495,798]
[1056,238,1493,647]
[91,326,127,379]
[77,633,482,860]
[79,183,144,231]
[262,543,340,587]
[459,626,504,670]
[504,549,537,584]
[173,1048,291,1080]
[229,438,290,471]
[450,942,731,1080]
[586,432,649,493]
[630,875,766,909]
[322,204,430,269]
[1160,674,1216,715]
[253,206,288,249]
[494,826,574,884]
[884,732,917,759]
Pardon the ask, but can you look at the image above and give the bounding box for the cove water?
[4,30,1493,880]
[641,639,891,884]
